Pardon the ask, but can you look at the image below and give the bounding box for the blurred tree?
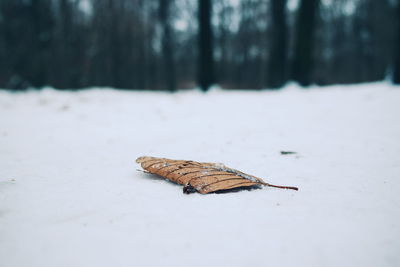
[223,0,267,89]
[0,0,398,90]
[394,0,400,84]
[50,0,87,89]
[0,3,5,86]
[198,0,215,91]
[0,0,54,89]
[53,0,74,88]
[314,0,397,85]
[214,0,233,86]
[159,0,176,91]
[353,1,377,82]
[292,0,319,86]
[267,0,288,88]
[173,0,197,89]
[88,0,159,89]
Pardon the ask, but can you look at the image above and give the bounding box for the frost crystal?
[206,163,260,183]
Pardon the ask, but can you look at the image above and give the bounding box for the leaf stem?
[263,183,298,191]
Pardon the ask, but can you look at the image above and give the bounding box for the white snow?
[1,83,400,267]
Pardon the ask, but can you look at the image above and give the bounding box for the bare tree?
[1,0,398,90]
[394,0,400,84]
[0,0,54,89]
[159,0,176,91]
[268,0,288,88]
[198,0,215,91]
[291,0,319,86]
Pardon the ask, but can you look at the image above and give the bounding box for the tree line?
[0,0,399,91]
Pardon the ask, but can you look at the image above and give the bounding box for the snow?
[1,83,399,267]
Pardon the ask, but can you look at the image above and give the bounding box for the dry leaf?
[136,156,298,194]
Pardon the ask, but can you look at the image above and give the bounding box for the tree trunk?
[268,0,288,88]
[291,0,319,87]
[198,0,215,91]
[159,0,176,91]
[393,1,400,84]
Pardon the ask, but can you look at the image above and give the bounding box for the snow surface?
[1,83,400,267]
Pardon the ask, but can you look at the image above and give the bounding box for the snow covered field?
[1,83,399,267]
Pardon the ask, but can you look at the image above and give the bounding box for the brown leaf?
[136,156,298,194]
